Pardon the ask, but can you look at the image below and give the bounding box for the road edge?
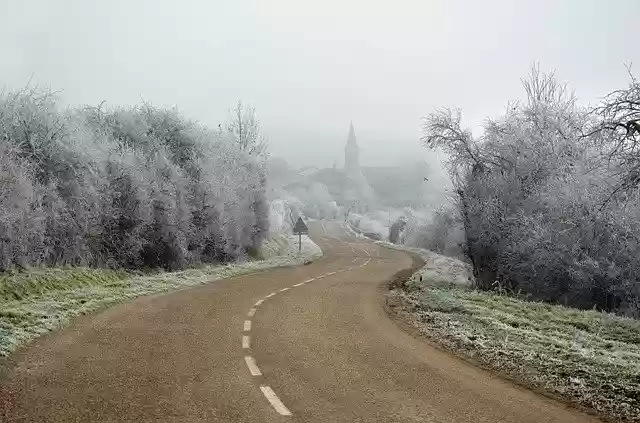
[0,235,325,376]
[378,244,609,423]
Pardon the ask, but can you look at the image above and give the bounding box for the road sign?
[293,217,308,253]
[293,217,308,235]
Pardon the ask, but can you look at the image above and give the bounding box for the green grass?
[0,234,323,358]
[0,265,253,358]
[397,277,640,423]
[0,267,131,301]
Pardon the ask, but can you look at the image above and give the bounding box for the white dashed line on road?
[260,386,292,416]
[240,237,374,418]
[245,356,262,376]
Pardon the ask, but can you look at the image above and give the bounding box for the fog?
[1,0,638,167]
[2,4,640,416]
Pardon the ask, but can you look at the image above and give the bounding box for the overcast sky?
[1,0,638,168]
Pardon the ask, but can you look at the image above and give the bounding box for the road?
[1,221,600,422]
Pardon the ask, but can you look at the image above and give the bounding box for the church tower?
[344,121,359,173]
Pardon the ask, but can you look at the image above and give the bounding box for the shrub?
[0,88,269,271]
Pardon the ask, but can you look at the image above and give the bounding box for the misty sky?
[1,0,638,168]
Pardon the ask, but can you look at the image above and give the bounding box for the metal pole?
[298,233,302,253]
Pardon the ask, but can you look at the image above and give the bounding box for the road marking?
[239,231,379,417]
[260,386,292,416]
[245,356,262,376]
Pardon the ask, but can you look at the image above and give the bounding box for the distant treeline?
[422,65,640,317]
[0,89,269,271]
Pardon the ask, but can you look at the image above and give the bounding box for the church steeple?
[344,121,359,173]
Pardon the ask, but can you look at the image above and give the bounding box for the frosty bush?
[291,182,338,219]
[347,213,388,240]
[389,217,406,244]
[0,89,268,271]
[422,65,640,316]
[400,207,464,258]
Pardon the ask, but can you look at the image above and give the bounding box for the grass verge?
[0,234,322,358]
[387,250,640,423]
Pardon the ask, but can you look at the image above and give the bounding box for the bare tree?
[226,100,268,158]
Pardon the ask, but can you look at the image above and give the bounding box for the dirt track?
[1,221,601,422]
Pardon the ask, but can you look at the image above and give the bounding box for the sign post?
[292,217,309,253]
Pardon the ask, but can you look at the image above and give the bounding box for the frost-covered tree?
[388,217,406,244]
[589,68,640,205]
[290,182,337,219]
[0,143,44,270]
[225,100,268,158]
[421,65,640,315]
[0,87,269,271]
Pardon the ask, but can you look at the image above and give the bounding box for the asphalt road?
[1,221,600,422]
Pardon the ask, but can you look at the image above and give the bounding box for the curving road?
[1,221,600,422]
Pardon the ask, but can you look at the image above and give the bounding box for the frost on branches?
[0,90,269,271]
[422,65,640,317]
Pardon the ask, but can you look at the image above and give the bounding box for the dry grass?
[393,273,640,423]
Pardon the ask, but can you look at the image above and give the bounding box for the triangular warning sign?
[293,217,309,234]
